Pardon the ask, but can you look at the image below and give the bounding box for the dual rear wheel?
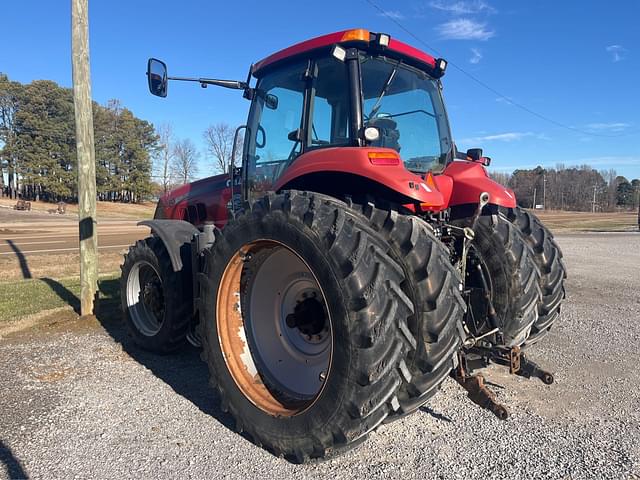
[198,191,464,461]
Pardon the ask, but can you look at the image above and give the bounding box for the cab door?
[244,61,309,204]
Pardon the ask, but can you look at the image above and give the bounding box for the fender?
[138,219,199,272]
[274,147,446,208]
[442,161,517,208]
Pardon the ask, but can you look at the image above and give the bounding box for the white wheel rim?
[126,260,164,336]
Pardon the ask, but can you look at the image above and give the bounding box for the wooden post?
[71,0,98,316]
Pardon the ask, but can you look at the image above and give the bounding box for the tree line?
[0,73,243,202]
[491,165,640,212]
[154,122,242,195]
[0,73,161,203]
[2,72,636,210]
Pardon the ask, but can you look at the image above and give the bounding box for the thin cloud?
[606,45,627,62]
[377,10,404,20]
[495,96,514,105]
[437,18,495,41]
[429,0,495,15]
[573,156,640,167]
[585,122,630,132]
[461,132,534,143]
[469,48,482,64]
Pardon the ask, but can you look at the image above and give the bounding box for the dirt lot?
[1,231,639,479]
[0,198,156,220]
[0,208,149,281]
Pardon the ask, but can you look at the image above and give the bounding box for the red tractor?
[121,29,566,462]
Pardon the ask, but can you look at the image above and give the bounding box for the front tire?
[199,191,415,462]
[120,237,191,353]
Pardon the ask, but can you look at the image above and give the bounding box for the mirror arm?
[167,76,248,90]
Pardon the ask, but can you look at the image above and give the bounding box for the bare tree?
[171,139,199,185]
[203,122,242,174]
[488,171,511,188]
[154,123,175,193]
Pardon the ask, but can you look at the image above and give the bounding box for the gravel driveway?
[1,232,639,479]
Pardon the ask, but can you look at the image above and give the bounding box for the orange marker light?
[340,29,370,43]
[424,172,439,191]
[368,151,400,166]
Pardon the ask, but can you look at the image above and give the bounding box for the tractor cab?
[243,29,453,202]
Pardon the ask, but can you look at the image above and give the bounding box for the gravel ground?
[1,232,639,479]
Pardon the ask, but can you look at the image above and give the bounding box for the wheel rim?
[216,240,332,417]
[126,260,165,336]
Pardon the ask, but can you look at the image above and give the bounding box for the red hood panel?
[443,161,517,208]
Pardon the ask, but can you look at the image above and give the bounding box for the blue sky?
[2,1,639,179]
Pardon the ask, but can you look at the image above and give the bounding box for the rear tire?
[351,201,465,417]
[500,207,566,345]
[120,237,191,353]
[198,191,416,462]
[456,214,542,347]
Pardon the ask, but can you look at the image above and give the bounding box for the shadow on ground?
[4,238,236,442]
[38,276,235,432]
[5,240,32,279]
[95,279,235,431]
[41,278,81,314]
[0,439,28,479]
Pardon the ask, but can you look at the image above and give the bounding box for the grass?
[0,275,120,322]
[534,210,638,232]
[0,251,127,283]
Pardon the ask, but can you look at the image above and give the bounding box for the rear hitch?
[452,354,509,420]
[506,346,555,385]
[477,346,555,385]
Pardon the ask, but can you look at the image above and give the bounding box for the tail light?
[368,151,400,166]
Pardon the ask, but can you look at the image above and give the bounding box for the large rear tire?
[198,191,416,462]
[500,207,566,345]
[352,201,465,417]
[456,214,542,347]
[120,237,191,353]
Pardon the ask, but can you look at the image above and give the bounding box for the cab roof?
[252,29,438,77]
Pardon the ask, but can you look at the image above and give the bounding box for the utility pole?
[543,173,546,210]
[532,187,537,209]
[72,0,98,316]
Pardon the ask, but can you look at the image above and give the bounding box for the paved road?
[0,232,639,479]
[0,221,149,258]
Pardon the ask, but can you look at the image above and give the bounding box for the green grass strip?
[0,275,120,322]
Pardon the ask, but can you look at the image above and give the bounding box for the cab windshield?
[361,55,452,174]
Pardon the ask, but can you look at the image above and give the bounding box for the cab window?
[246,62,307,198]
[308,57,351,148]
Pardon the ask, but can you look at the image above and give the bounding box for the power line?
[364,0,638,139]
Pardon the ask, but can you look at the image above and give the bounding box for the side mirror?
[466,148,483,161]
[147,58,168,97]
[466,148,491,166]
[265,94,278,110]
